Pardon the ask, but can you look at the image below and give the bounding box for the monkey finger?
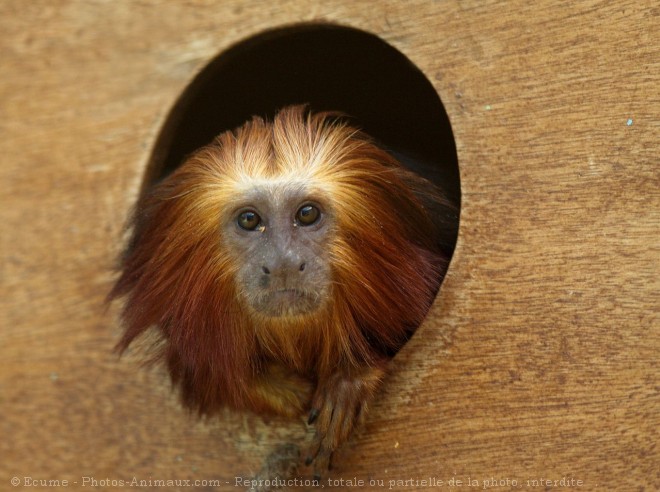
[304,430,323,466]
[305,408,336,467]
[328,451,335,471]
[327,397,361,452]
[312,449,332,478]
[313,399,335,441]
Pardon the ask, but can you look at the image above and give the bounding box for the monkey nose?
[261,262,306,276]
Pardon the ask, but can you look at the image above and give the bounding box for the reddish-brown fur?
[110,106,454,469]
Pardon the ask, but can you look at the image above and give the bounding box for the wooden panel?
[1,1,657,490]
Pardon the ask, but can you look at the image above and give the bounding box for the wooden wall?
[1,1,657,490]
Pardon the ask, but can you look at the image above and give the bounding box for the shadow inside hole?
[145,22,460,274]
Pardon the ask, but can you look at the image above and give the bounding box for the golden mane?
[110,106,451,415]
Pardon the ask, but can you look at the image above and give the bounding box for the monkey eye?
[296,204,320,226]
[237,210,262,231]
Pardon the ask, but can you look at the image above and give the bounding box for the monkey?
[109,105,456,477]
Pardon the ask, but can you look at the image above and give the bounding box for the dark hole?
[145,22,460,288]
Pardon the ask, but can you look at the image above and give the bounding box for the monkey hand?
[305,364,385,478]
[252,363,314,418]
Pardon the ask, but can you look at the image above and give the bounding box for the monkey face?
[222,181,334,318]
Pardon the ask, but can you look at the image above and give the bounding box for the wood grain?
[1,1,657,491]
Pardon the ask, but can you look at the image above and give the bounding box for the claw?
[313,473,321,485]
[307,408,319,425]
[304,455,313,466]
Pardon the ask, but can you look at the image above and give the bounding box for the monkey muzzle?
[254,288,322,317]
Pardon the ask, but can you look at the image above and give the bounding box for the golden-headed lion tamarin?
[110,105,456,476]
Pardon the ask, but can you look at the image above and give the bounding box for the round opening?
[144,22,460,302]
